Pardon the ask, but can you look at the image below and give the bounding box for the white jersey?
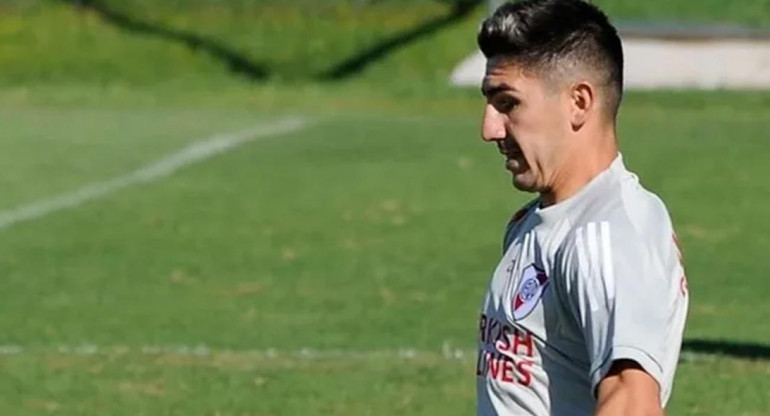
[476,155,689,415]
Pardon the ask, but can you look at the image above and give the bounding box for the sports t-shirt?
[476,154,689,415]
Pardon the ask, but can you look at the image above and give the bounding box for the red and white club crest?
[512,264,549,321]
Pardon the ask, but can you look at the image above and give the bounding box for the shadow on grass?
[683,339,770,360]
[56,0,270,81]
[318,0,483,80]
[57,0,482,82]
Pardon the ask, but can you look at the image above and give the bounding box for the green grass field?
[1,89,769,415]
[1,0,770,414]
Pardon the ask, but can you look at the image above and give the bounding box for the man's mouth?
[497,140,527,173]
[496,139,521,158]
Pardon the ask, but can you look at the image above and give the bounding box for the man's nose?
[481,104,506,142]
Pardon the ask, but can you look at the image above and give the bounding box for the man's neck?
[540,135,618,208]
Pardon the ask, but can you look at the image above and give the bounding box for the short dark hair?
[478,0,624,118]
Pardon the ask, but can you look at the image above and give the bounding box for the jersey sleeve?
[561,220,684,398]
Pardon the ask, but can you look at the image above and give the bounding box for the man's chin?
[511,175,537,193]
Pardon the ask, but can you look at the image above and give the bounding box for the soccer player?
[475,1,689,415]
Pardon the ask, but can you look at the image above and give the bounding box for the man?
[475,1,689,415]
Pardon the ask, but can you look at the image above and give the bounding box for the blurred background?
[0,0,768,414]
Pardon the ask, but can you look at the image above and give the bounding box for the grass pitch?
[0,88,768,415]
[2,1,770,413]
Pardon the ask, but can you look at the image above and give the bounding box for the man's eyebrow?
[481,82,517,97]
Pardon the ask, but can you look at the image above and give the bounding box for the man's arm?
[595,360,663,416]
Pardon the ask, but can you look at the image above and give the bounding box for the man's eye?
[493,96,518,113]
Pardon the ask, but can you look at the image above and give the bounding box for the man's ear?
[569,81,596,131]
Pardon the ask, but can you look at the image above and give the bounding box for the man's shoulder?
[566,171,674,255]
[580,166,669,222]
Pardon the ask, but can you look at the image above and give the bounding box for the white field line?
[0,117,308,232]
[0,344,719,363]
[0,343,471,360]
